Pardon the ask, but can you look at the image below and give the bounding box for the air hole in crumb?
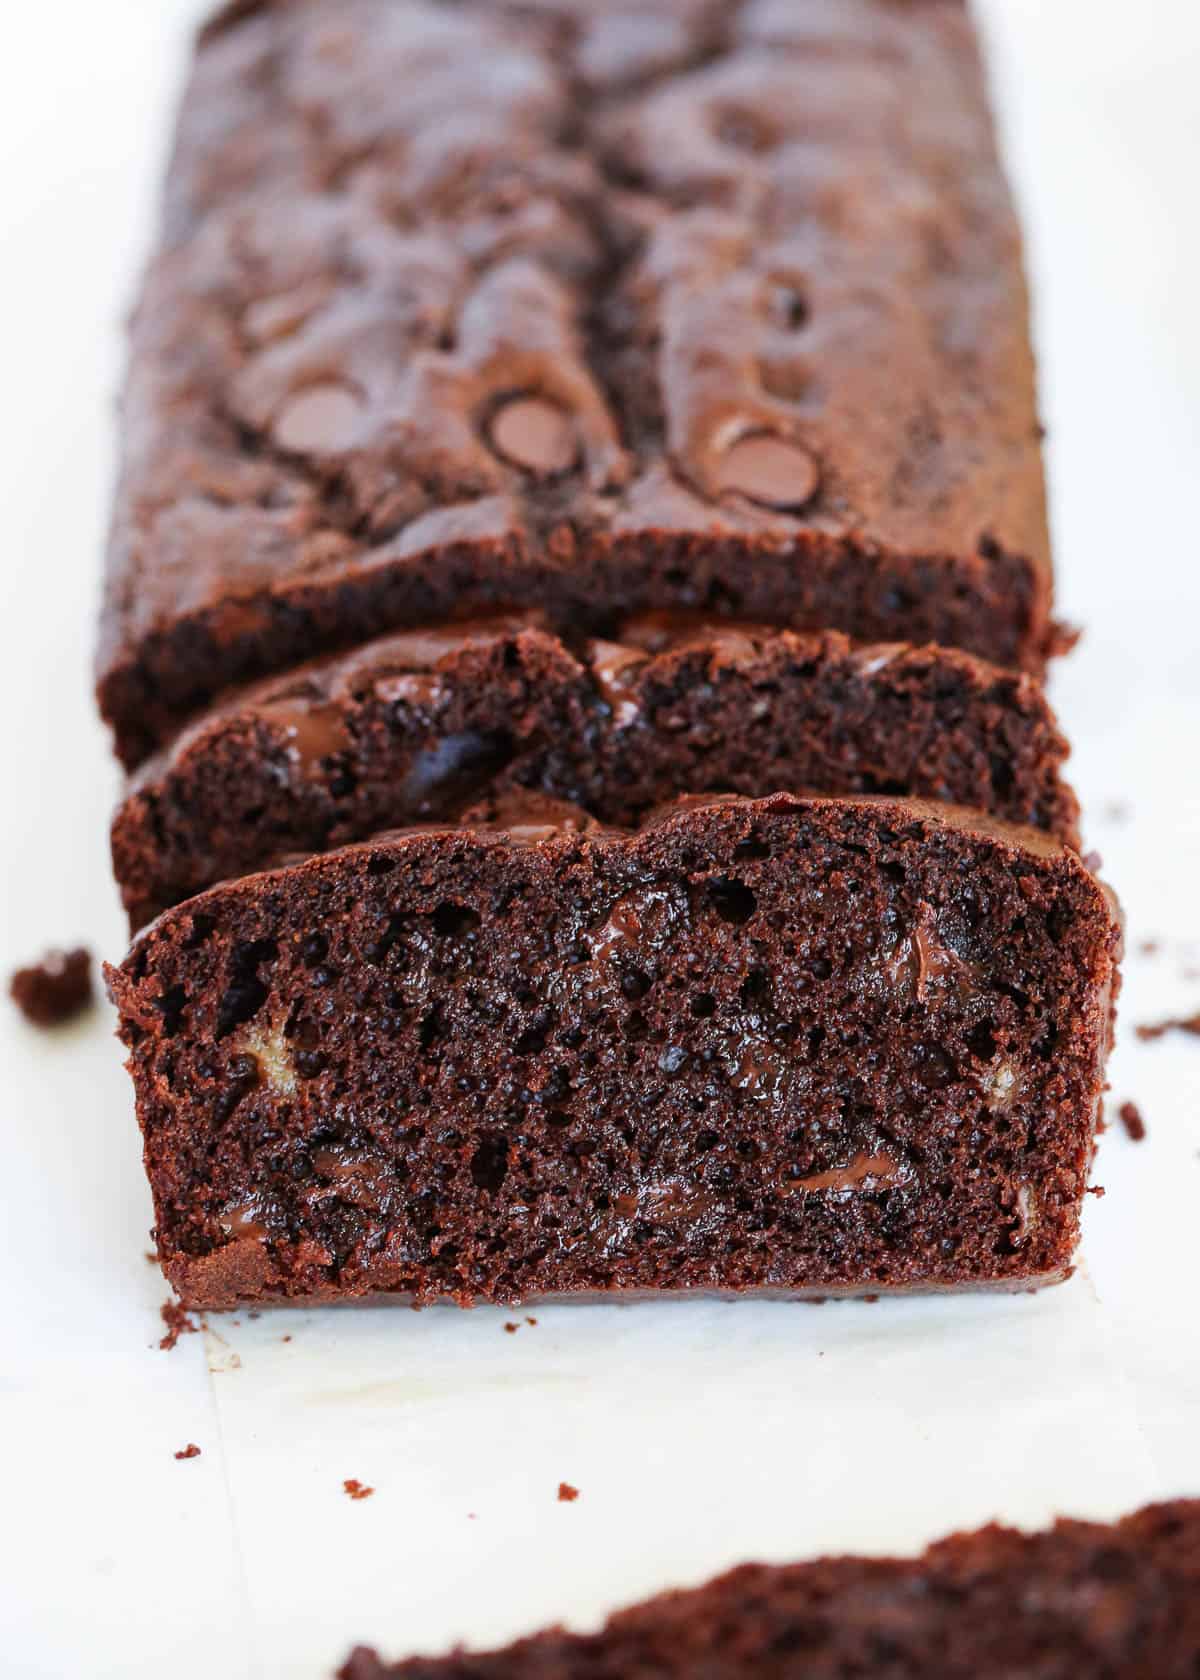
[990,756,1015,799]
[691,992,716,1018]
[154,985,188,1037]
[709,878,757,926]
[185,914,215,949]
[220,941,277,1019]
[911,1041,959,1089]
[418,1007,444,1051]
[704,577,743,614]
[301,932,328,968]
[470,1134,509,1193]
[366,854,397,875]
[740,969,771,1009]
[432,902,481,938]
[733,837,769,862]
[966,1019,997,1062]
[515,1014,553,1056]
[771,284,810,331]
[216,973,269,1039]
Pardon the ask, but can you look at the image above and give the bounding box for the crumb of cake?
[526,1316,538,1326]
[9,946,93,1027]
[1138,938,1160,956]
[558,1482,579,1503]
[281,1334,292,1343]
[1118,1101,1147,1142]
[159,1299,199,1351]
[1046,620,1082,658]
[504,1321,519,1333]
[144,1251,158,1264]
[344,1479,374,1501]
[174,1443,201,1460]
[1136,1011,1200,1042]
[1087,1184,1106,1197]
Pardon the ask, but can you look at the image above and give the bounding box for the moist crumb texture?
[337,1499,1200,1679]
[107,795,1120,1312]
[111,616,1079,928]
[97,0,1053,769]
[10,947,94,1027]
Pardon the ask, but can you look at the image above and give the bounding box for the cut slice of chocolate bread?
[99,0,1055,768]
[111,615,1079,928]
[339,1499,1200,1679]
[108,794,1119,1311]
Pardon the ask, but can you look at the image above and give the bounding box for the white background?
[2,3,1198,1675]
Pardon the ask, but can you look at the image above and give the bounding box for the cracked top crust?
[98,0,1052,767]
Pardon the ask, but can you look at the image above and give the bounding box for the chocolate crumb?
[9,946,93,1027]
[1118,1101,1147,1142]
[558,1482,579,1503]
[1047,620,1082,658]
[504,1321,520,1333]
[174,1443,201,1460]
[281,1334,292,1343]
[525,1316,538,1326]
[344,1479,374,1501]
[144,1251,158,1264]
[159,1299,199,1351]
[1087,1184,1106,1197]
[1136,1011,1200,1042]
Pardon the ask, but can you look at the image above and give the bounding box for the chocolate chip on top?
[273,382,363,454]
[487,396,579,476]
[715,432,819,511]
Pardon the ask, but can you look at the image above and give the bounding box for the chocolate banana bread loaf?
[339,1499,1200,1679]
[98,0,1054,769]
[111,615,1079,928]
[107,794,1119,1311]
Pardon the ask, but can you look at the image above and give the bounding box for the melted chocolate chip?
[784,1150,907,1195]
[588,639,648,727]
[273,383,362,454]
[488,396,578,476]
[258,697,350,773]
[715,432,819,510]
[400,730,514,817]
[219,1195,273,1242]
